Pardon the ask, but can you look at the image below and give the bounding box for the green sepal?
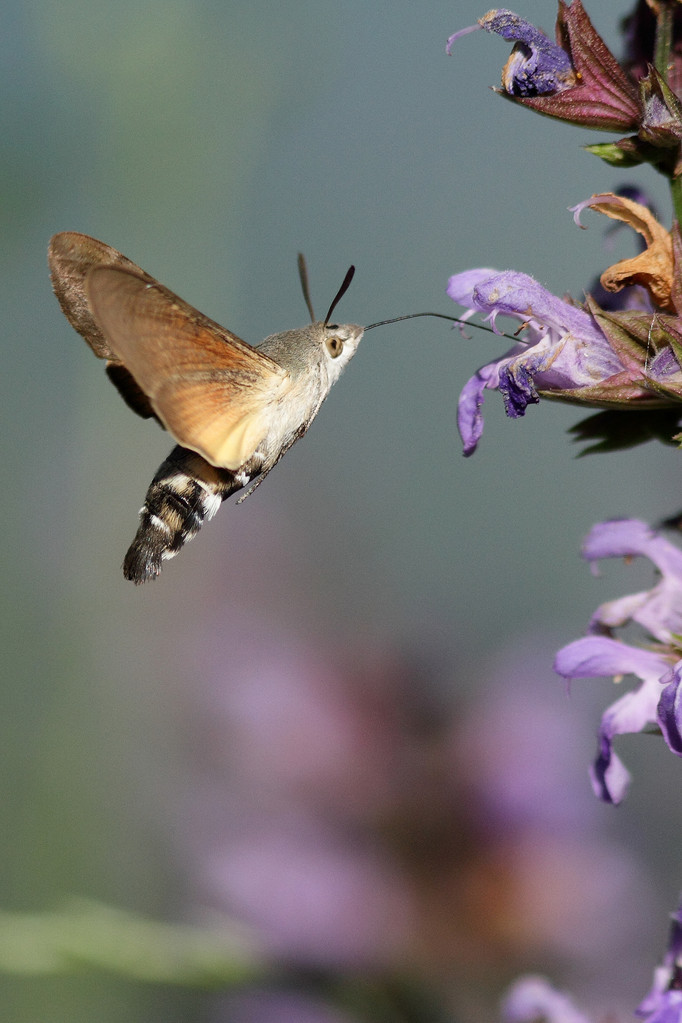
[584,141,646,167]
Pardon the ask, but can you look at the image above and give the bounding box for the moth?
[48,232,366,584]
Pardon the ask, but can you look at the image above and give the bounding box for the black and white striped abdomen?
[123,446,241,584]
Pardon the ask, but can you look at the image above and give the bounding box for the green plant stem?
[671,177,682,227]
[657,5,682,221]
[654,2,674,81]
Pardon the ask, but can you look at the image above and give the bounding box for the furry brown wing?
[48,232,155,357]
[49,232,162,418]
[85,265,292,471]
[48,232,260,423]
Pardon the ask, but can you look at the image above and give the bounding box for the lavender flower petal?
[582,519,682,643]
[590,737,631,805]
[457,361,499,457]
[555,635,669,805]
[590,682,659,804]
[554,635,667,682]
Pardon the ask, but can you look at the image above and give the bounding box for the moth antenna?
[323,265,355,326]
[297,253,316,322]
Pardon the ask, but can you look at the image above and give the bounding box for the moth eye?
[325,335,344,359]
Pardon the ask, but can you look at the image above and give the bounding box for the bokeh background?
[3,1,682,1020]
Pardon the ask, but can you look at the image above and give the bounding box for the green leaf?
[0,899,264,988]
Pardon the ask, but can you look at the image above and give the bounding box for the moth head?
[297,256,363,381]
[319,320,364,377]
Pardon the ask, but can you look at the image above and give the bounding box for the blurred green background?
[3,1,682,1020]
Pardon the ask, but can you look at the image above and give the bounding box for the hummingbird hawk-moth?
[48,232,365,584]
[48,233,456,584]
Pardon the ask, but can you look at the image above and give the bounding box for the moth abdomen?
[123,446,239,584]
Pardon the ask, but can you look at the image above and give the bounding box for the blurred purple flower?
[450,641,657,986]
[555,519,682,804]
[201,813,411,967]
[180,625,414,969]
[212,990,357,1023]
[501,975,592,1023]
[175,618,656,1016]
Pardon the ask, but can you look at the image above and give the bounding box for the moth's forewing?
[85,266,292,470]
[48,232,159,419]
[48,232,155,359]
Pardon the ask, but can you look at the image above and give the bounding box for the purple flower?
[447,2,641,131]
[637,899,682,1022]
[555,635,669,804]
[449,192,682,455]
[447,10,575,97]
[555,519,682,804]
[583,518,682,642]
[448,269,654,456]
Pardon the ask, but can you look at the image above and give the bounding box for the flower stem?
[657,3,682,221]
[654,2,674,81]
[671,177,682,227]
